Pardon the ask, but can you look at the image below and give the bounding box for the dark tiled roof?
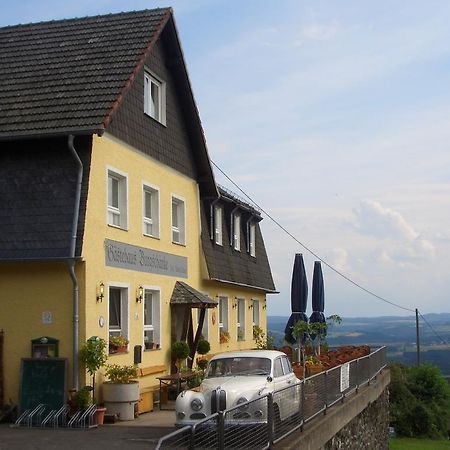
[0,9,171,140]
[0,136,92,260]
[218,185,262,217]
[170,281,218,308]
[201,199,276,292]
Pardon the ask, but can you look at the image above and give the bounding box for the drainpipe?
[67,134,83,391]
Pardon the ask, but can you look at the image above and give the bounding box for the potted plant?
[73,386,92,411]
[219,330,230,344]
[197,338,210,355]
[291,319,309,363]
[103,364,139,421]
[305,355,323,377]
[171,340,190,372]
[310,315,342,356]
[109,335,129,354]
[79,336,108,424]
[195,338,210,373]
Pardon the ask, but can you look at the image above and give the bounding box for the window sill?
[172,241,186,247]
[108,223,128,231]
[109,351,129,356]
[144,112,167,128]
[143,233,160,240]
[144,348,161,352]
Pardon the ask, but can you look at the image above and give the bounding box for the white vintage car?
[175,350,300,427]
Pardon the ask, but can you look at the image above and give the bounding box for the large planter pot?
[306,364,323,377]
[95,407,106,425]
[292,363,304,379]
[103,382,139,421]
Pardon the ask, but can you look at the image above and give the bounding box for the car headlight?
[190,397,203,411]
[237,397,249,410]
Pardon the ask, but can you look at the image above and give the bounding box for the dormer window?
[214,205,223,246]
[233,214,241,251]
[144,71,166,125]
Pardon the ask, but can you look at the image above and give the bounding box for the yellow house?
[0,9,276,412]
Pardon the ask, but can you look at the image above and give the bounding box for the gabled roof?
[170,281,218,308]
[0,9,171,140]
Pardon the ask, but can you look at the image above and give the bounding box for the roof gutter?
[209,277,278,294]
[67,135,83,391]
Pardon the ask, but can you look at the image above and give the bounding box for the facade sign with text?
[340,362,350,392]
[104,239,187,278]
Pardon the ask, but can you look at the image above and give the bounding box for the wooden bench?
[138,365,166,377]
[137,366,166,413]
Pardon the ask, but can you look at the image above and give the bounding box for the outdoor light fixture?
[96,282,104,303]
[262,301,267,310]
[136,285,143,303]
[248,304,253,310]
[232,302,237,309]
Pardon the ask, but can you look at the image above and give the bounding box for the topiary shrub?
[197,339,210,355]
[171,340,190,360]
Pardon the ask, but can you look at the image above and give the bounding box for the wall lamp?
[262,302,267,310]
[248,303,253,310]
[136,285,143,303]
[96,282,104,303]
[232,302,237,309]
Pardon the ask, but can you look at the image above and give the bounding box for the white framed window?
[143,288,161,350]
[107,168,128,229]
[144,71,166,125]
[252,300,260,326]
[237,298,245,341]
[249,222,256,257]
[214,205,223,246]
[108,285,129,347]
[194,308,209,341]
[233,214,241,251]
[172,196,186,245]
[143,183,160,238]
[219,296,228,332]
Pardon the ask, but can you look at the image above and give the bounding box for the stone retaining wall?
[323,388,389,450]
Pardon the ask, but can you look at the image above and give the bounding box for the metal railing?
[156,346,387,449]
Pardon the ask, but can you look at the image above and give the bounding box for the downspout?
[67,134,83,391]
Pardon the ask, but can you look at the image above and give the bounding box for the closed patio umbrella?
[284,254,308,345]
[309,261,326,350]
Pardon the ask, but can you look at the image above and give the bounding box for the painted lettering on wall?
[104,239,187,278]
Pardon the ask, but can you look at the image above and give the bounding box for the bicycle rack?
[68,405,97,429]
[41,404,69,428]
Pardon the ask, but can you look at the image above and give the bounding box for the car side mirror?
[266,376,273,382]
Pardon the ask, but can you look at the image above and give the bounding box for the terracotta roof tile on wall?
[0,9,171,139]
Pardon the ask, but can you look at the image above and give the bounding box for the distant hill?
[268,313,450,374]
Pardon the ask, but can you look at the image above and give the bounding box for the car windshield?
[205,357,271,378]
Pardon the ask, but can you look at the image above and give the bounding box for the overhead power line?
[418,311,448,344]
[211,159,416,314]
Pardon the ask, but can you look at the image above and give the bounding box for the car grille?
[211,388,226,413]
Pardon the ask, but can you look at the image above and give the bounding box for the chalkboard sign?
[19,358,68,413]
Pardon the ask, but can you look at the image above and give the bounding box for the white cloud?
[352,200,435,263]
[353,200,419,240]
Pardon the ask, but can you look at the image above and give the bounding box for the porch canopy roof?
[170,281,217,308]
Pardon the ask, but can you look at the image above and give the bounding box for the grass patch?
[390,437,450,449]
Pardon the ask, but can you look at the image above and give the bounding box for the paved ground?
[0,409,177,450]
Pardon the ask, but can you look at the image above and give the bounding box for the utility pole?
[415,308,420,367]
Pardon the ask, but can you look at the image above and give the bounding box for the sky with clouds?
[2,1,450,318]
